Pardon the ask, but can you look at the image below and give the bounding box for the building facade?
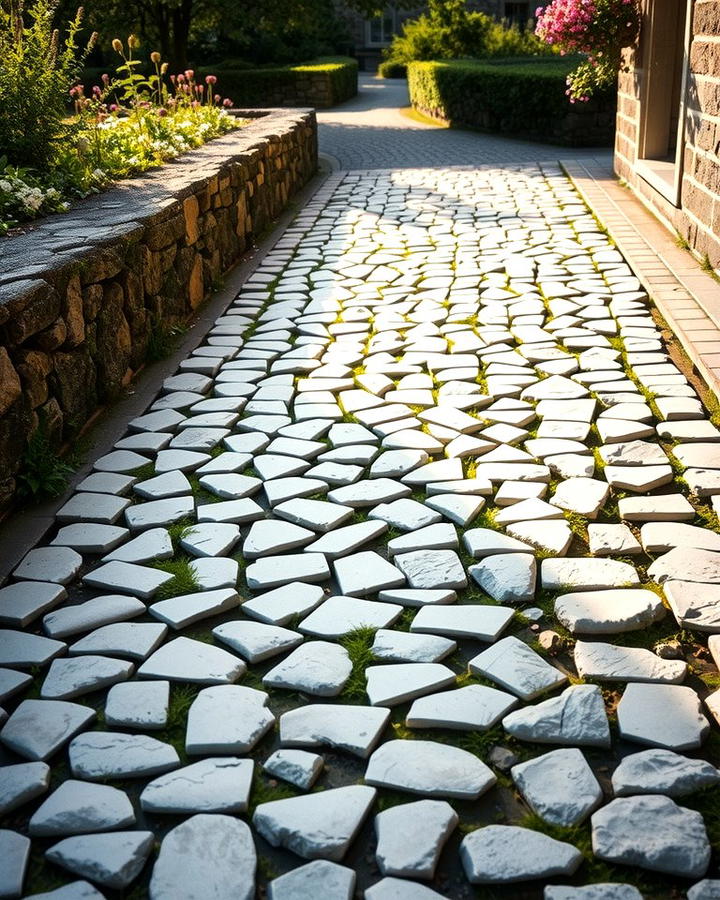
[338,1,535,70]
[615,0,720,269]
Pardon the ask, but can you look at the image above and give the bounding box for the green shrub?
[407,58,615,146]
[378,59,407,79]
[381,0,552,72]
[0,0,95,169]
[205,56,357,108]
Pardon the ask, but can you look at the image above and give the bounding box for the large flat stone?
[279,704,390,757]
[460,825,583,883]
[185,685,274,754]
[502,684,611,747]
[617,683,709,750]
[469,636,567,700]
[1,699,95,761]
[141,757,254,814]
[374,799,458,879]
[511,748,602,826]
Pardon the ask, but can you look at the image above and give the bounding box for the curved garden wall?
[0,108,317,511]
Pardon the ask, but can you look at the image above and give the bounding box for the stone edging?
[0,108,318,512]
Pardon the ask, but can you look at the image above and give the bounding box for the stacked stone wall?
[0,109,317,511]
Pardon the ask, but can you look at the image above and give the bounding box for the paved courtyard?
[2,85,720,900]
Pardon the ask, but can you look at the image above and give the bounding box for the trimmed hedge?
[203,57,358,108]
[378,60,408,79]
[407,58,616,146]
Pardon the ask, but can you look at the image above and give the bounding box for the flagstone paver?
[5,146,720,898]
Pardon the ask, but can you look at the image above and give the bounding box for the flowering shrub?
[535,0,640,101]
[0,4,239,234]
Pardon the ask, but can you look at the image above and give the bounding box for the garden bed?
[201,57,358,109]
[0,108,317,512]
[407,58,616,146]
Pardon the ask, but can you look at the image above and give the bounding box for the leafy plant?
[0,0,95,168]
[16,420,74,501]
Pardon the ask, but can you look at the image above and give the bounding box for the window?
[367,10,396,46]
[636,0,692,204]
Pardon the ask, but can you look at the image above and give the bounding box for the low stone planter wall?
[0,108,317,511]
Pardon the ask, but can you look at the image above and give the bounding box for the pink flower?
[205,74,217,85]
[223,98,233,108]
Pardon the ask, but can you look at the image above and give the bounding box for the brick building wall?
[615,0,720,270]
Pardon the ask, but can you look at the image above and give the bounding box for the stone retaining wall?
[0,108,317,511]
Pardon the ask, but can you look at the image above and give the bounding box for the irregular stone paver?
[149,814,256,900]
[9,135,720,895]
[611,748,720,797]
[28,780,135,835]
[0,829,30,898]
[45,831,155,890]
[253,785,376,861]
[267,860,355,900]
[365,740,496,800]
[591,795,711,877]
[617,683,710,750]
[0,761,51,815]
[460,825,582,883]
[68,731,179,780]
[511,748,602,826]
[374,799,457,879]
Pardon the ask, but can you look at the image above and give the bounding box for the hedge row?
[407,58,616,146]
[202,57,358,108]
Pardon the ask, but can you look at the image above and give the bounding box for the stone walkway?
[3,159,720,899]
[318,75,609,170]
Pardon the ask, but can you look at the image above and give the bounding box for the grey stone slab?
[69,622,167,661]
[618,494,695,521]
[386,523,458,557]
[377,588,457,607]
[267,860,355,900]
[279,704,389,758]
[43,594,145,639]
[154,449,211,473]
[213,621,303,663]
[82,561,173,599]
[512,748,602,826]
[424,492,485,527]
[304,520,387,559]
[105,680,169,730]
[102,528,174,563]
[253,785,376,861]
[374,799,457,879]
[460,825,582,884]
[243,520,315,558]
[0,761,50,816]
[133,470,192,499]
[299,595,402,638]
[612,748,720,797]
[617,683,709,750]
[263,641,352,696]
[544,887,643,900]
[0,668,32,703]
[541,558,639,591]
[51,523,129,553]
[274,498,354,532]
[371,629,456,663]
[368,499,442,531]
[470,636,567,700]
[550,478,609,519]
[40,655,133,700]
[574,640,686,683]
[253,454,311,481]
[410,604,513,642]
[186,684,274,754]
[0,699,95,761]
[263,749,323,790]
[149,587,240,630]
[14,547,82,585]
[264,477,329,507]
[124,496,195,531]
[555,589,666,634]
[641,522,720,554]
[68,731,179,780]
[0,829,30,897]
[246,554,330,590]
[141,757,254,814]
[333,551,405,597]
[649,548,720,584]
[394,549,467,590]
[463,528,533,558]
[149,814,256,900]
[364,878,445,899]
[138,636,246,683]
[370,449,428,478]
[0,630,66,668]
[242,582,324,626]
[0,581,66,628]
[196,497,265,525]
[503,683,610,747]
[29,780,135,835]
[591,795,710,878]
[327,479,412,508]
[469,553,536,605]
[179,523,240,558]
[587,524,642,557]
[406,683,518,731]
[55,491,130,528]
[76,472,137,495]
[94,450,150,473]
[45,831,155,890]
[665,580,720,632]
[687,881,720,900]
[365,739,496,800]
[365,662,456,706]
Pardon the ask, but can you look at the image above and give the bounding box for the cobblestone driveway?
[318,75,608,170]
[2,138,720,897]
